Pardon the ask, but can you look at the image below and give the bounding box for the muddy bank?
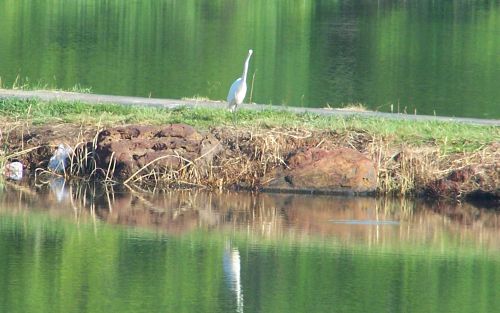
[1,123,499,202]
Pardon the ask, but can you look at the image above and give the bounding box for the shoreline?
[1,124,497,204]
[0,91,498,204]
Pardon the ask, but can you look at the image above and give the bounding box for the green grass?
[0,97,498,152]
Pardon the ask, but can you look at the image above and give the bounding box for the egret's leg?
[235,113,239,148]
[231,108,237,125]
[231,110,240,147]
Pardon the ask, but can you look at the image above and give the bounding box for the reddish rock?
[94,124,222,180]
[263,148,377,194]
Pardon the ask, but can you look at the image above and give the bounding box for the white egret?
[227,49,253,113]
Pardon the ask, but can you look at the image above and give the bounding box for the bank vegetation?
[0,98,498,201]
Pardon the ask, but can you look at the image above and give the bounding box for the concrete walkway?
[1,89,499,126]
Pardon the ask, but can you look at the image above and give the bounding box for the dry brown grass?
[0,121,498,199]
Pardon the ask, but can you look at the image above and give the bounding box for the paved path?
[1,89,499,126]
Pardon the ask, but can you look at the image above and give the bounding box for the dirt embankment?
[1,123,499,203]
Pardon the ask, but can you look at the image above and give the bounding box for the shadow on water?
[1,179,499,250]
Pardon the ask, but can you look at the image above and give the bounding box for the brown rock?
[94,124,222,180]
[263,147,377,194]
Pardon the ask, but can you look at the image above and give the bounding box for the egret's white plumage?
[227,49,253,113]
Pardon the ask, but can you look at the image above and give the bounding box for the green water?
[0,0,499,118]
[0,185,499,313]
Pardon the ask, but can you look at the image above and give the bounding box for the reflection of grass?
[1,210,498,313]
[0,210,498,259]
[0,75,92,93]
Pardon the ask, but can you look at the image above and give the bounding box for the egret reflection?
[49,177,71,203]
[223,241,244,313]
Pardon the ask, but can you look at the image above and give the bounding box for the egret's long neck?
[241,53,252,83]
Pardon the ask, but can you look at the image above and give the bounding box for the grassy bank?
[1,98,497,150]
[0,97,499,198]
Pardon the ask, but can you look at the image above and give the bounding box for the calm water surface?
[0,182,499,313]
[0,0,499,118]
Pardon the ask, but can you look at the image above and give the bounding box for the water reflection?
[48,177,71,203]
[223,241,244,313]
[1,181,500,313]
[0,181,499,251]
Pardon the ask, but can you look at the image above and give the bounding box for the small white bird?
[227,49,253,113]
[48,144,72,173]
